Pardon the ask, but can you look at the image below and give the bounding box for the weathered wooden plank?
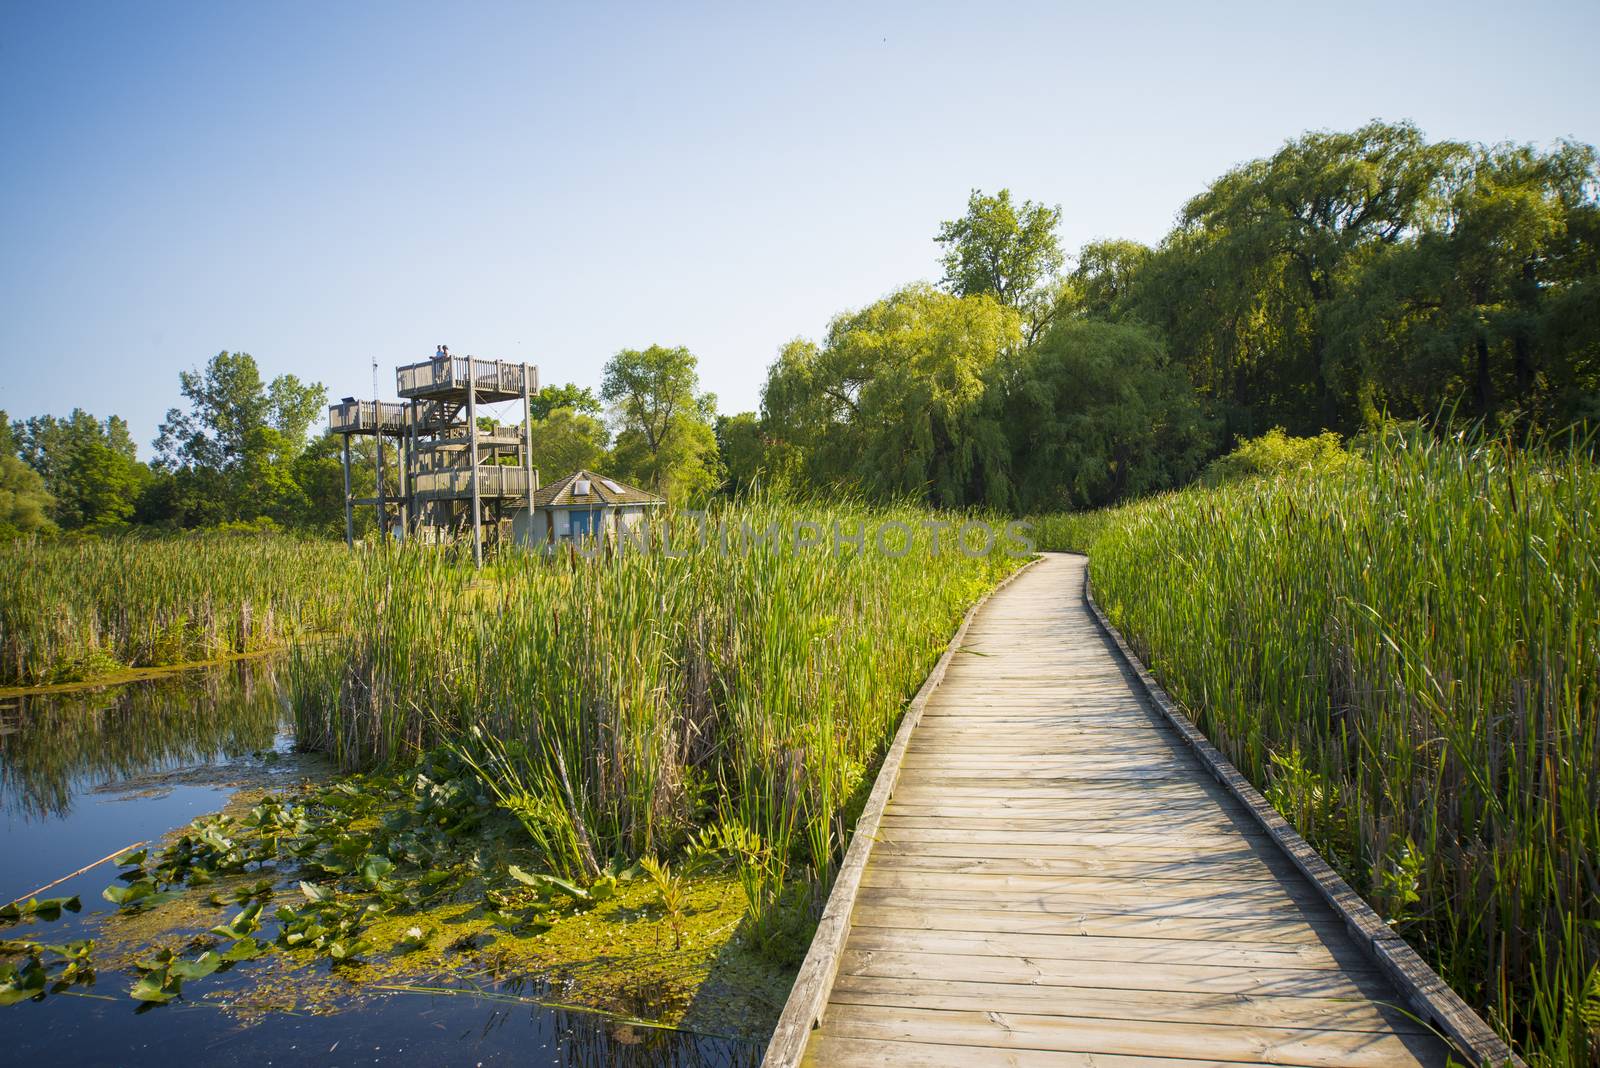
[862,850,1296,883]
[853,883,1337,921]
[835,947,1394,999]
[881,796,1254,818]
[814,1004,1451,1068]
[846,902,1354,944]
[868,837,1295,866]
[827,975,1432,1034]
[802,1034,1281,1068]
[878,813,1262,836]
[855,862,1325,898]
[888,779,1237,800]
[843,924,1372,971]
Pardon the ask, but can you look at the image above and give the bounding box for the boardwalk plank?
[785,555,1457,1068]
[828,975,1431,1034]
[817,1004,1450,1068]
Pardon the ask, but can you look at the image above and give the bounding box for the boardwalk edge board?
[762,555,1045,1068]
[1081,556,1522,1068]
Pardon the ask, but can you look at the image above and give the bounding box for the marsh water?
[0,663,760,1066]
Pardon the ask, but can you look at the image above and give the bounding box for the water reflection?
[1,985,761,1067]
[0,659,285,820]
[0,663,766,1065]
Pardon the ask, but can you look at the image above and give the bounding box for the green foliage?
[0,410,56,537]
[936,188,1064,340]
[1327,140,1600,430]
[527,406,610,479]
[638,856,687,949]
[1067,431,1600,1063]
[762,284,1023,506]
[986,320,1211,510]
[1064,239,1154,321]
[601,345,720,501]
[713,412,765,495]
[14,409,151,530]
[153,351,329,527]
[529,382,602,420]
[1091,123,1599,445]
[0,896,81,926]
[1201,427,1350,485]
[0,939,95,1005]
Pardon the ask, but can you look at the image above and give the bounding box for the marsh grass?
[1040,430,1600,1065]
[289,498,1016,958]
[0,535,353,687]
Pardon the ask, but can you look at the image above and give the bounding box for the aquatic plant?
[290,497,1018,955]
[1038,429,1600,1065]
[0,533,355,687]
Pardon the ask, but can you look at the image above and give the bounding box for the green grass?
[0,534,355,687]
[288,497,1018,959]
[1036,430,1600,1065]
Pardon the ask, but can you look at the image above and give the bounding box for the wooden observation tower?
[327,354,540,566]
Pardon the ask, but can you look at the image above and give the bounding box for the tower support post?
[375,423,386,540]
[341,435,354,548]
[522,367,535,545]
[467,357,483,567]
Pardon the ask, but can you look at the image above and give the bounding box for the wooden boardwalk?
[791,554,1456,1067]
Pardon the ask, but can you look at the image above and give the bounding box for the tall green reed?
[289,497,1017,956]
[1043,430,1598,1065]
[0,534,354,687]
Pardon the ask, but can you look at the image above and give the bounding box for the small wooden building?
[514,469,665,544]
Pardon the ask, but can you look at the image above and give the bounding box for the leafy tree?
[936,188,1064,342]
[982,321,1212,511]
[0,411,56,536]
[529,406,610,478]
[1067,239,1154,321]
[16,410,150,529]
[714,412,766,495]
[529,383,602,420]
[154,351,328,526]
[1151,121,1466,436]
[282,434,377,538]
[937,188,1064,307]
[601,345,719,500]
[761,285,1023,505]
[1328,140,1600,428]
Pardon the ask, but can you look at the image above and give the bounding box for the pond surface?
[0,663,761,1066]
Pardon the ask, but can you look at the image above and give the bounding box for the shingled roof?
[531,469,665,508]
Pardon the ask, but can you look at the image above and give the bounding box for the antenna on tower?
[372,355,379,400]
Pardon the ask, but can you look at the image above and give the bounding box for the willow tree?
[761,285,1022,506]
[1327,140,1600,428]
[984,320,1211,511]
[1151,121,1465,436]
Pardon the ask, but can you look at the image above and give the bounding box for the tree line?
[741,120,1599,512]
[0,342,725,537]
[3,119,1596,537]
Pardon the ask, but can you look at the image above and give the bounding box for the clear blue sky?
[3,0,1596,450]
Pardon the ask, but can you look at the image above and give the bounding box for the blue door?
[570,508,604,537]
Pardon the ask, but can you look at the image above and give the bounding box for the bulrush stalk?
[1039,430,1599,1064]
[288,497,1016,959]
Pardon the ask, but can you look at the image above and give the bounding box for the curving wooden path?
[784,553,1457,1067]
